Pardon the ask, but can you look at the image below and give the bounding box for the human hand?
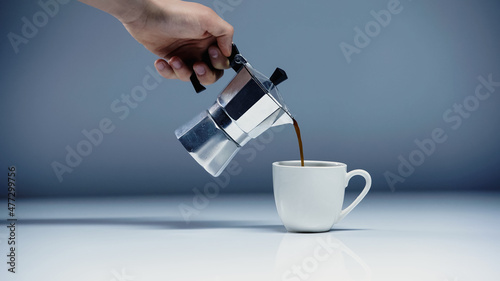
[80,0,234,86]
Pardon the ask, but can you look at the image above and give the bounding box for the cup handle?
[337,169,371,222]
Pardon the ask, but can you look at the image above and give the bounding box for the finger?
[193,62,223,86]
[168,57,192,82]
[203,11,234,57]
[208,45,230,70]
[155,59,177,80]
[216,32,233,57]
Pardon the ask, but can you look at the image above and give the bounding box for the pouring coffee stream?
[293,118,305,167]
[176,44,304,176]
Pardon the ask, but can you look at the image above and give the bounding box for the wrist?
[114,0,148,24]
[79,0,148,24]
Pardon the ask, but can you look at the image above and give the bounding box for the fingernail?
[156,61,166,71]
[194,65,206,75]
[171,60,182,69]
[209,48,219,59]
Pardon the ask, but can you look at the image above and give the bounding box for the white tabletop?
[1,192,499,281]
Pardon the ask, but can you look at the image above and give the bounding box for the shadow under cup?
[272,160,371,233]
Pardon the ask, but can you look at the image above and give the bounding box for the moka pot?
[175,44,293,176]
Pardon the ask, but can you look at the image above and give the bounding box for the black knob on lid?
[270,68,288,86]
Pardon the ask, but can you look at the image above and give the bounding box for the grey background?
[1,0,499,198]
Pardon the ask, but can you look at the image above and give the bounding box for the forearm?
[78,0,149,23]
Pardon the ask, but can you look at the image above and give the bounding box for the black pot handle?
[190,43,241,93]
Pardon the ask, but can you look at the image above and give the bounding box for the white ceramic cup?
[272,160,371,232]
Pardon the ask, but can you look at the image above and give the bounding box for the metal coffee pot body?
[175,46,292,176]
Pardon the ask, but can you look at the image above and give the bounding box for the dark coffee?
[292,118,305,166]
